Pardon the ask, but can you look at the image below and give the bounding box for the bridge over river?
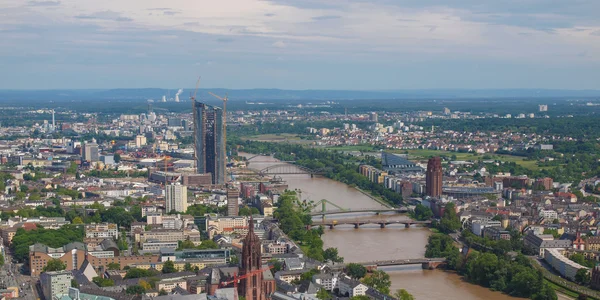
[311,219,431,229]
[329,258,447,271]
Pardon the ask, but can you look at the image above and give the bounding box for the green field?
[320,144,378,152]
[392,149,540,170]
[244,134,314,144]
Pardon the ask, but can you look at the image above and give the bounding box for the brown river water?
[239,154,570,299]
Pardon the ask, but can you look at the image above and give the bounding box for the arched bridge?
[309,207,409,217]
[258,163,328,176]
[311,219,431,229]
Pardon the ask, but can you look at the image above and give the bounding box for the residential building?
[544,248,588,281]
[523,231,572,256]
[338,277,368,297]
[85,223,119,239]
[205,216,249,239]
[40,270,73,300]
[587,236,600,252]
[483,226,511,240]
[312,273,338,291]
[166,183,188,213]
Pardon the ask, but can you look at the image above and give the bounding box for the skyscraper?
[226,184,239,216]
[240,218,264,300]
[426,157,442,197]
[165,183,188,213]
[82,142,99,162]
[193,101,225,185]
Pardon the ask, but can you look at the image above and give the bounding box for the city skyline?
[1,0,599,90]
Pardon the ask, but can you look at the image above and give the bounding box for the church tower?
[239,217,264,300]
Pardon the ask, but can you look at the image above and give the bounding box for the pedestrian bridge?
[310,219,431,229]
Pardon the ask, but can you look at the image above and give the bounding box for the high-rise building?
[135,135,147,148]
[165,183,188,213]
[82,143,99,162]
[240,217,265,300]
[370,112,378,122]
[40,270,73,300]
[227,185,239,216]
[426,157,442,197]
[193,102,225,185]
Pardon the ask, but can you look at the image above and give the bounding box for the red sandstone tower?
[239,218,264,300]
[426,157,442,197]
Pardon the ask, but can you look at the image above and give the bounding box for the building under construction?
[193,101,226,185]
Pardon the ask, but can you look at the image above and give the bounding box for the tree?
[350,296,370,300]
[438,202,461,233]
[323,247,343,263]
[198,240,219,249]
[126,285,145,295]
[0,254,4,268]
[361,270,391,295]
[162,260,177,273]
[184,263,193,272]
[107,262,120,270]
[317,288,332,300]
[575,269,591,285]
[72,217,84,224]
[158,289,168,296]
[43,258,66,272]
[92,277,114,287]
[394,289,414,300]
[346,263,367,279]
[138,280,152,291]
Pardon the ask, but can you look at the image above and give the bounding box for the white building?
[84,223,119,239]
[539,209,558,221]
[165,183,188,213]
[338,277,368,297]
[40,270,73,300]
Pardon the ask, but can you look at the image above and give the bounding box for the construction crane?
[190,76,201,171]
[208,91,229,181]
[220,265,273,287]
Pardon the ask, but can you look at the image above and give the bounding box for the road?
[3,247,38,300]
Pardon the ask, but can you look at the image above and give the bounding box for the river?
[238,154,570,299]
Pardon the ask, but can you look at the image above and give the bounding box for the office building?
[165,183,188,213]
[193,101,225,185]
[426,157,442,197]
[135,135,147,148]
[369,112,378,122]
[168,118,182,127]
[40,270,73,300]
[82,143,99,162]
[227,185,239,216]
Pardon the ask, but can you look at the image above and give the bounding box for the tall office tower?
[165,183,188,213]
[426,157,442,197]
[370,112,378,122]
[193,101,225,185]
[240,218,265,300]
[226,184,239,216]
[82,142,99,162]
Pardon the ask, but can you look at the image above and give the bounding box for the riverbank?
[353,186,393,208]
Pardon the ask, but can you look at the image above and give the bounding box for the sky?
[1,0,600,90]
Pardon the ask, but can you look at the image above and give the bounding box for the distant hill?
[0,88,599,102]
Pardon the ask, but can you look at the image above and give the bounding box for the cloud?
[75,11,133,22]
[28,0,60,6]
[264,13,276,17]
[272,41,287,48]
[312,15,341,21]
[592,30,600,36]
[216,38,234,43]
[163,11,180,16]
